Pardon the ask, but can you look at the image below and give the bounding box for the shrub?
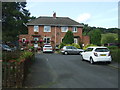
[107,46,118,50]
[21,51,33,59]
[72,43,81,48]
[59,43,81,49]
[110,49,119,63]
[83,44,97,50]
[62,30,74,44]
[58,42,66,49]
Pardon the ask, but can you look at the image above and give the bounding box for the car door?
[66,46,73,54]
[82,48,93,61]
[72,46,78,54]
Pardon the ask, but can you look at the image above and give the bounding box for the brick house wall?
[26,25,83,48]
[19,15,90,49]
[82,36,90,46]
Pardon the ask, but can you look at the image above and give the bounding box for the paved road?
[24,53,118,88]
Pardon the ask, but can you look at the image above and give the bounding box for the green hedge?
[110,48,119,63]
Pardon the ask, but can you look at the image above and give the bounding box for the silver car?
[61,46,84,55]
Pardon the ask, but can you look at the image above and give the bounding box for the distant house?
[19,13,90,48]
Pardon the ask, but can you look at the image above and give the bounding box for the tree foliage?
[2,2,35,42]
[101,33,118,44]
[63,30,74,44]
[88,29,101,45]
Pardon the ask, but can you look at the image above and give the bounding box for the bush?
[110,49,119,63]
[83,44,97,50]
[72,43,81,48]
[58,42,66,49]
[59,43,81,49]
[63,30,74,44]
[107,46,118,50]
[20,51,33,59]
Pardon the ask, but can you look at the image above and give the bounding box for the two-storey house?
[19,13,90,49]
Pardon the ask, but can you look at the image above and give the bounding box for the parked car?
[61,46,84,55]
[43,45,53,53]
[0,44,13,52]
[81,46,112,64]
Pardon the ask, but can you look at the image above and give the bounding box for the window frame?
[74,38,78,44]
[34,26,39,32]
[44,26,51,32]
[61,26,68,32]
[72,27,78,33]
[43,37,51,44]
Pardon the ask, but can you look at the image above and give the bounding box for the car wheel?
[90,57,94,64]
[64,51,68,55]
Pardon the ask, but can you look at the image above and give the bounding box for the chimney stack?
[53,12,56,18]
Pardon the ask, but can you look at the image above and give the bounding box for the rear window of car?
[95,48,109,52]
[44,45,52,47]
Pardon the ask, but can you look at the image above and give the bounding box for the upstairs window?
[34,26,39,32]
[44,26,51,32]
[72,27,77,32]
[61,27,68,32]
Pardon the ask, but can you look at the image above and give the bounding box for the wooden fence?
[2,55,35,88]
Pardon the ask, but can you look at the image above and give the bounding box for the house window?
[34,37,39,41]
[34,26,39,32]
[61,27,68,32]
[22,38,26,43]
[72,27,77,32]
[74,38,78,44]
[43,37,51,44]
[61,37,64,43]
[44,26,51,32]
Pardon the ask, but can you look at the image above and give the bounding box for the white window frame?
[34,37,39,41]
[74,38,78,44]
[22,38,26,43]
[61,37,64,43]
[34,26,39,32]
[43,37,51,44]
[72,27,77,33]
[44,26,51,32]
[61,27,68,32]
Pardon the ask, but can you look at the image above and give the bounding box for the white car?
[81,46,112,64]
[43,45,53,53]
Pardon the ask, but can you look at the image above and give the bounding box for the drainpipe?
[55,26,56,49]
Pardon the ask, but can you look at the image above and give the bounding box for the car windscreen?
[95,48,109,52]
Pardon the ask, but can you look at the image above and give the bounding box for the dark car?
[0,44,13,52]
[61,46,84,55]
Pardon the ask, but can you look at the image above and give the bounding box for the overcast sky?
[25,0,119,28]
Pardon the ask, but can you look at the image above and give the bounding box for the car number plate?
[100,54,106,56]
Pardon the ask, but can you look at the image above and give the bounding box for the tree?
[83,24,92,35]
[88,29,101,45]
[63,30,74,44]
[2,2,34,42]
[101,33,118,44]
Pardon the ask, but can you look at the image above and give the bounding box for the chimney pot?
[53,12,56,18]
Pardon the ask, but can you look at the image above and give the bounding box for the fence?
[2,55,35,88]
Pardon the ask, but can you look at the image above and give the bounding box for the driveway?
[24,53,118,88]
